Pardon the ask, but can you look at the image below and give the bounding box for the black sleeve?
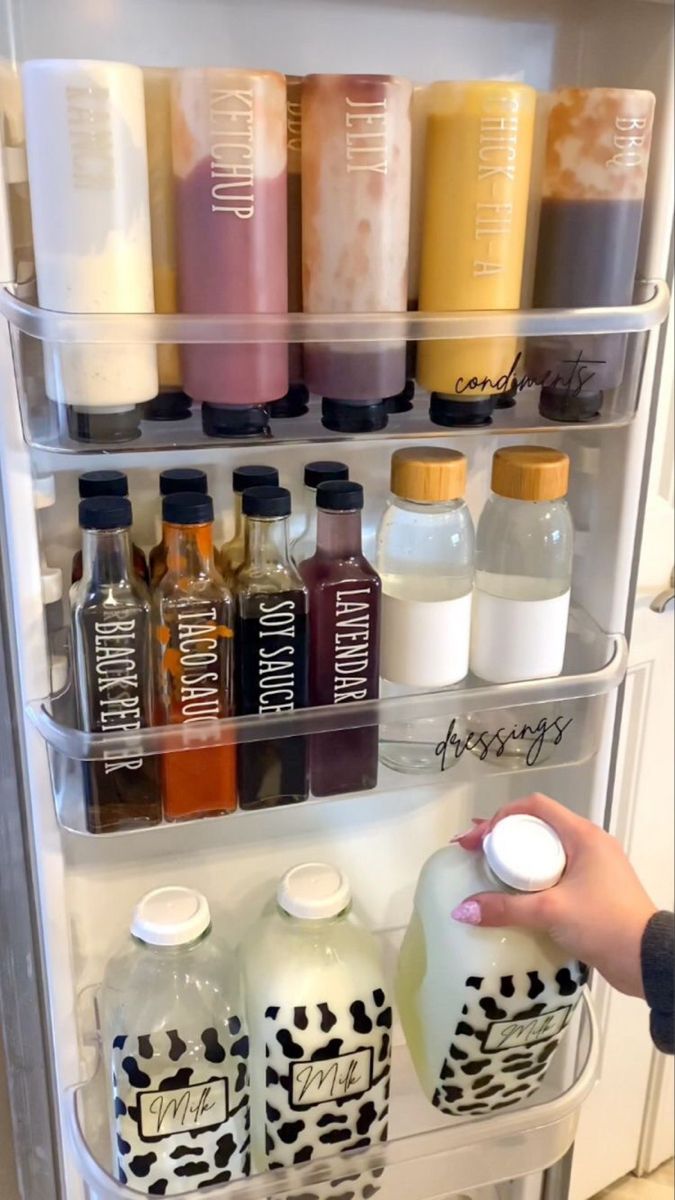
[641,911,674,1055]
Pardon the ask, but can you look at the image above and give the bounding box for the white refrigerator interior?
[0,1,672,1199]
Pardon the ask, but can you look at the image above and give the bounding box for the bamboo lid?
[491,446,570,502]
[391,447,467,503]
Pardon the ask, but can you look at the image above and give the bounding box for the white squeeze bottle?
[471,446,573,684]
[100,888,250,1195]
[21,59,158,443]
[377,447,474,774]
[241,863,392,1173]
[397,815,586,1116]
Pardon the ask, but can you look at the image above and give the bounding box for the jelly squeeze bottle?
[100,887,251,1193]
[530,88,655,421]
[72,472,148,586]
[241,863,392,1172]
[302,73,412,433]
[397,815,587,1116]
[71,496,160,834]
[149,468,208,588]
[152,493,236,821]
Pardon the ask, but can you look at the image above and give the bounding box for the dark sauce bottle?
[71,496,161,833]
[234,487,309,808]
[300,481,380,796]
[72,472,148,586]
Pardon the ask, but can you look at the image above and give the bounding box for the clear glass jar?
[241,863,391,1175]
[100,887,250,1194]
[376,448,474,774]
[471,446,574,684]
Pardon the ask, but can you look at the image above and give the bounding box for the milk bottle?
[241,863,392,1172]
[100,887,250,1194]
[397,816,586,1116]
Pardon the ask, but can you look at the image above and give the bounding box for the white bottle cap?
[277,863,351,921]
[483,814,566,893]
[131,887,211,947]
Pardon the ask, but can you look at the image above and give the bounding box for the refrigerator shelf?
[1,279,668,454]
[28,607,628,836]
[65,990,598,1200]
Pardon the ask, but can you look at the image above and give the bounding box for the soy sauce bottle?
[71,496,161,833]
[234,486,309,808]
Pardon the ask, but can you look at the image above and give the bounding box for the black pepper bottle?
[71,496,161,833]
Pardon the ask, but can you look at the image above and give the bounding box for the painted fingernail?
[450,828,475,843]
[451,900,482,925]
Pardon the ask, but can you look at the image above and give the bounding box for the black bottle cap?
[202,403,270,438]
[321,398,388,433]
[304,461,350,489]
[429,394,495,428]
[384,379,415,414]
[495,384,518,410]
[242,486,291,518]
[163,492,214,526]
[539,388,603,423]
[233,465,279,494]
[316,480,364,512]
[142,391,192,422]
[160,468,208,497]
[79,496,132,531]
[68,406,142,444]
[78,470,129,499]
[270,383,310,419]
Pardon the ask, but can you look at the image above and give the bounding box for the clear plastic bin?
[1,280,669,454]
[27,606,627,836]
[65,986,598,1200]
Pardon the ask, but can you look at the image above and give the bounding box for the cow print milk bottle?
[242,863,392,1174]
[397,815,586,1117]
[100,887,250,1195]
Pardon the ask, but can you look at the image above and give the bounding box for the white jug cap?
[278,863,351,920]
[131,886,211,946]
[483,814,566,892]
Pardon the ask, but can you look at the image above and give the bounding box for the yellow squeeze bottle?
[417,81,536,426]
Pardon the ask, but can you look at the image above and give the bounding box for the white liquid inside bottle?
[397,815,586,1116]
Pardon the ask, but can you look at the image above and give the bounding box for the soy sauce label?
[263,995,391,1168]
[432,965,586,1118]
[111,1021,250,1192]
[237,590,308,716]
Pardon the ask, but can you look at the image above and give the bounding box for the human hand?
[452,793,657,998]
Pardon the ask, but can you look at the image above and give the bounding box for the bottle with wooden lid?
[471,446,573,684]
[376,447,474,773]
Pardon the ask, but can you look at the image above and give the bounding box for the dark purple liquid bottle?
[300,481,381,797]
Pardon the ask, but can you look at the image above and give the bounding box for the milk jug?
[100,887,250,1194]
[241,863,392,1172]
[397,815,586,1116]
